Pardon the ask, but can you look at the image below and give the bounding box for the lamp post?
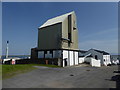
[6,41,9,58]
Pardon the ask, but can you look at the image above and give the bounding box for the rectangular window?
[95,55,98,60]
[73,27,76,30]
[68,42,70,47]
[73,20,76,30]
[68,33,71,47]
[68,15,72,41]
[38,51,44,58]
[68,33,71,41]
[68,15,72,47]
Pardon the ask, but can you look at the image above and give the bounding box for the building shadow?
[111,65,120,88]
[115,65,120,88]
[105,65,120,89]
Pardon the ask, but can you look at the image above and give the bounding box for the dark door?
[95,55,98,60]
[64,59,67,66]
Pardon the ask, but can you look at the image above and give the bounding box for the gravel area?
[2,64,118,88]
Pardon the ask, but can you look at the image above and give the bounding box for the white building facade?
[37,49,79,67]
[82,49,111,66]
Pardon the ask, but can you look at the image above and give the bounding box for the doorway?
[64,58,67,66]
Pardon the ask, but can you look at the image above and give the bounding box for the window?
[68,33,71,47]
[95,55,98,60]
[68,33,71,41]
[73,27,76,30]
[68,42,70,47]
[73,20,76,30]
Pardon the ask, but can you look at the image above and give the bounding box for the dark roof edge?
[90,48,110,55]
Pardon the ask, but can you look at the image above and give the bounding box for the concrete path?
[2,65,118,88]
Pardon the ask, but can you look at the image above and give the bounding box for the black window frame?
[44,51,47,54]
[50,50,53,54]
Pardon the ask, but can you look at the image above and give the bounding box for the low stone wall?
[90,58,101,67]
[79,57,84,63]
[4,58,59,66]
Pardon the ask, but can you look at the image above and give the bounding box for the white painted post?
[58,58,61,66]
[63,59,65,67]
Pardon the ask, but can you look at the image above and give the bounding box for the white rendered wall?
[107,55,111,64]
[79,57,84,63]
[103,55,111,66]
[75,52,78,65]
[63,50,68,59]
[38,51,44,58]
[63,50,69,66]
[90,58,101,67]
[38,50,79,67]
[103,55,107,66]
[84,57,91,63]
[84,57,101,67]
[69,51,74,66]
[62,50,79,66]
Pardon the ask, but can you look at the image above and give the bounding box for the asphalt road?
[2,64,118,88]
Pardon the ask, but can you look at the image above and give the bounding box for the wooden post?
[46,60,48,65]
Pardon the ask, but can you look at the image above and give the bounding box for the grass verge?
[0,65,2,80]
[2,64,61,79]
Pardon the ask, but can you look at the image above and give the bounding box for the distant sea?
[1,55,30,59]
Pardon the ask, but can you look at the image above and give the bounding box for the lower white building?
[32,49,79,67]
[111,55,120,65]
[103,55,111,66]
[79,49,111,66]
[31,48,112,67]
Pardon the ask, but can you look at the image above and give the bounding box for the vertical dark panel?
[68,15,72,47]
[52,50,53,58]
[61,50,63,67]
[68,50,70,66]
[31,48,38,59]
[43,51,45,58]
[50,50,53,58]
[78,51,79,64]
[68,15,72,34]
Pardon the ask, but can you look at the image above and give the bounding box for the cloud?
[78,27,118,54]
[80,28,118,39]
[79,39,118,54]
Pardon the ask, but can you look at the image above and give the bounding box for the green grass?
[0,65,2,80]
[2,64,61,79]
